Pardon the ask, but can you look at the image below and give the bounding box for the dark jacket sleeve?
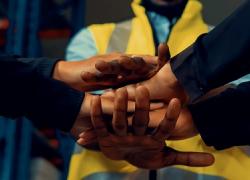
[0,55,84,132]
[170,0,250,102]
[188,81,250,150]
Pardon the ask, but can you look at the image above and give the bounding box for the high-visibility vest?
[68,0,250,179]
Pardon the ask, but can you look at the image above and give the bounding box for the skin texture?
[70,93,164,144]
[78,87,214,169]
[52,51,167,140]
[101,44,189,103]
[53,52,167,92]
[75,96,197,146]
[75,44,196,144]
[77,44,228,144]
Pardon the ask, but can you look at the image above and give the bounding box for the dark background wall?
[85,0,246,26]
[43,0,246,57]
[201,0,246,25]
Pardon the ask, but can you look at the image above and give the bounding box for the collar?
[141,0,188,19]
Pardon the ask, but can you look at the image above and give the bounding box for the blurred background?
[0,0,246,180]
[0,0,246,58]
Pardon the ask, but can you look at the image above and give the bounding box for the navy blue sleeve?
[0,55,84,131]
[170,0,250,102]
[188,82,250,149]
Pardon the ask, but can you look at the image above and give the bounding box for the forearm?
[188,81,250,150]
[25,76,84,131]
[0,55,84,131]
[171,0,250,102]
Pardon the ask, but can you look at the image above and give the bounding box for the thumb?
[158,43,170,68]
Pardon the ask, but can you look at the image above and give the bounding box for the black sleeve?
[188,81,250,150]
[0,55,84,132]
[170,0,250,102]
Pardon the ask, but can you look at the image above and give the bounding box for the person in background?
[66,0,250,180]
[84,11,250,165]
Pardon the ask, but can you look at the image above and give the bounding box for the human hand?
[78,87,214,169]
[144,107,198,140]
[101,44,189,104]
[70,92,164,149]
[100,93,196,139]
[53,52,167,92]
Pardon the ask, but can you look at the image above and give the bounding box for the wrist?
[80,93,92,117]
[53,60,87,91]
[70,93,93,138]
[53,60,67,81]
[167,63,190,104]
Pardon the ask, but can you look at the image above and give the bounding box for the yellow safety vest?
[68,0,250,179]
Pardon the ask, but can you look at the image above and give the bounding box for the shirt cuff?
[170,45,205,103]
[29,77,85,132]
[188,85,250,150]
[18,57,63,78]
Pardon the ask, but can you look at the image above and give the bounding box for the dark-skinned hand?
[77,86,214,169]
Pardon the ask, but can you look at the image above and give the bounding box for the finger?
[127,84,136,100]
[95,60,122,74]
[132,86,150,135]
[119,56,139,70]
[100,96,134,114]
[81,71,118,84]
[152,98,181,142]
[101,93,163,114]
[81,71,98,83]
[95,60,111,72]
[137,55,158,66]
[116,100,164,113]
[158,43,170,67]
[102,84,153,104]
[112,87,128,136]
[131,57,146,69]
[79,129,96,138]
[95,74,119,84]
[132,57,159,78]
[77,134,98,146]
[165,148,215,167]
[91,96,109,138]
[77,130,98,146]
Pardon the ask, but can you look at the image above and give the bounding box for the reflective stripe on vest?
[106,20,132,53]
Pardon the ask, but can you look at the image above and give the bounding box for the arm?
[85,0,250,103]
[0,52,166,132]
[0,55,83,131]
[188,81,250,150]
[157,81,250,150]
[171,0,250,102]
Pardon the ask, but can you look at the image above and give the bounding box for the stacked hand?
[52,45,214,168]
[52,52,166,145]
[53,52,167,92]
[78,87,214,169]
[95,44,198,141]
[69,92,164,148]
[101,44,189,103]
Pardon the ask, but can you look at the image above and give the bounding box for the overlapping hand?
[77,87,214,169]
